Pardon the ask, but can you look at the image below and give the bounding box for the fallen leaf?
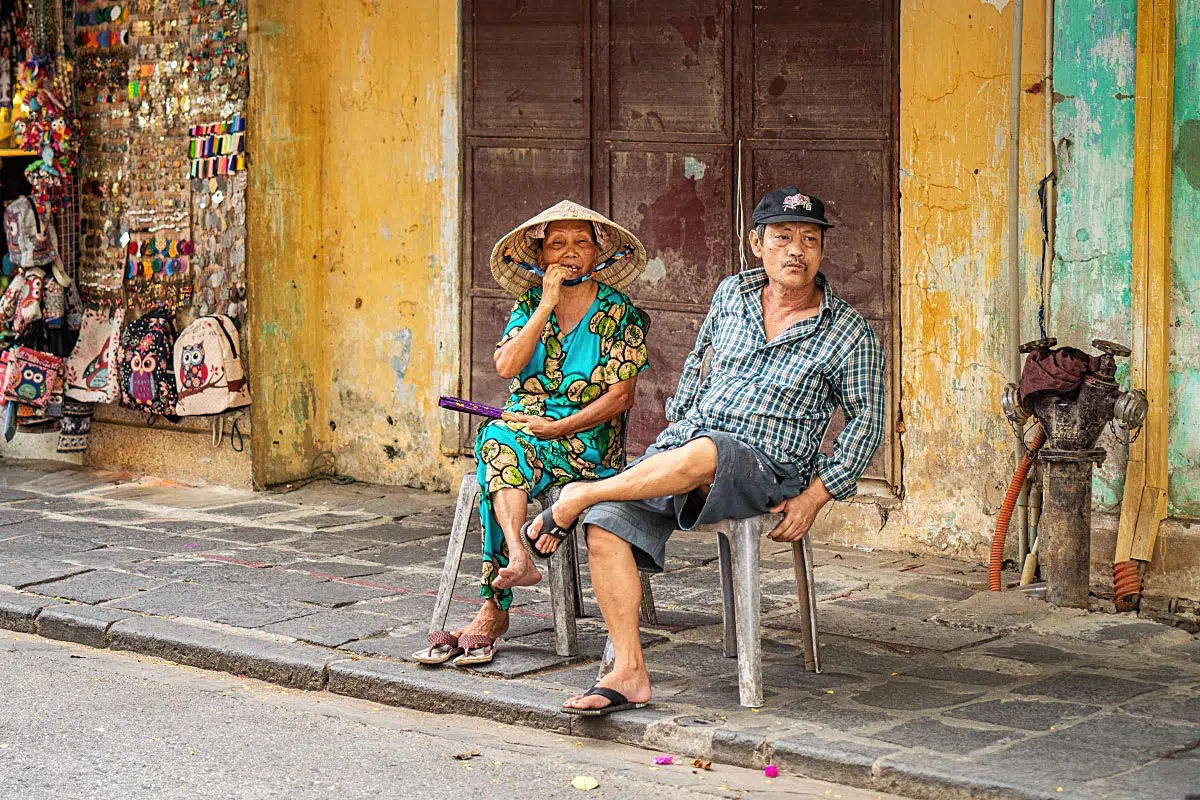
[691,758,712,771]
[453,751,481,761]
[571,776,600,791]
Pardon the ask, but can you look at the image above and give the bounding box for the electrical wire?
[1037,171,1056,340]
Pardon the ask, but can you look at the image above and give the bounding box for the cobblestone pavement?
[1,460,1198,799]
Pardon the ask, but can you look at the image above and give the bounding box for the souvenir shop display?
[0,164,81,438]
[10,56,80,174]
[1,0,252,457]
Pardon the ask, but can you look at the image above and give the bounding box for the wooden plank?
[604,0,732,138]
[1118,0,1174,563]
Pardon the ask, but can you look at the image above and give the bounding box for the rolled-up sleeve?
[814,328,886,500]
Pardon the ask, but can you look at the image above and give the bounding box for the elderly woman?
[415,200,651,666]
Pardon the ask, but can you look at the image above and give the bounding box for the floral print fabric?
[473,283,649,609]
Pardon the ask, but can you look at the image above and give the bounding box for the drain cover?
[674,715,726,728]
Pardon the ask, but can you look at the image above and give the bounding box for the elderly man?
[522,187,886,716]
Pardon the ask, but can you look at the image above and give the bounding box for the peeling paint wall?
[246,0,461,491]
[1050,0,1137,510]
[1169,0,1200,518]
[1051,0,1200,522]
[874,0,1048,558]
[319,0,461,492]
[246,0,330,487]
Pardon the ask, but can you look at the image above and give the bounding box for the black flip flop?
[561,686,648,717]
[521,506,573,561]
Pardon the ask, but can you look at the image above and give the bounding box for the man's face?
[750,222,825,292]
[538,220,600,282]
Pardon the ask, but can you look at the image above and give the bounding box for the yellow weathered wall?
[319,0,462,492]
[246,0,461,490]
[841,0,1049,558]
[246,0,331,487]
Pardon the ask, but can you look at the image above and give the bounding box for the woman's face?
[538,220,599,282]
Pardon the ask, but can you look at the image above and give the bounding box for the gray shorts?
[579,431,807,573]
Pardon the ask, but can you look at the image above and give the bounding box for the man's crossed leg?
[522,437,719,712]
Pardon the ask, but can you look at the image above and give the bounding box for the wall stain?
[1174,119,1200,191]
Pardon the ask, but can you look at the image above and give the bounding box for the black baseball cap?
[752,186,833,228]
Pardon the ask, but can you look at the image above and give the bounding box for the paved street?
[0,632,903,800]
[0,461,1199,799]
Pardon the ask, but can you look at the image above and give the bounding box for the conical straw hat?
[488,200,648,297]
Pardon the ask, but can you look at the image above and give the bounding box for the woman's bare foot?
[561,667,652,711]
[461,599,509,640]
[526,483,590,556]
[493,553,541,590]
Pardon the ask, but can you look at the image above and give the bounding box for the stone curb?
[37,604,132,649]
[328,658,571,734]
[0,592,1048,800]
[0,589,49,633]
[109,616,342,691]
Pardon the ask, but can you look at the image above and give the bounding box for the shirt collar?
[738,268,836,322]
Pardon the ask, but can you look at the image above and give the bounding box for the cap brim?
[753,213,833,228]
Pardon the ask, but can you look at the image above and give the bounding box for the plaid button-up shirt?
[656,269,885,500]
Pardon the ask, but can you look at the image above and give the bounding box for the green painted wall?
[1051,0,1137,510]
[1053,0,1200,519]
[1169,0,1200,516]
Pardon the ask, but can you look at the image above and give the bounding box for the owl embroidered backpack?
[173,315,250,416]
[2,346,62,408]
[118,307,179,415]
[64,306,124,403]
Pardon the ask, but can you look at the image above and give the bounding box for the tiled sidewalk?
[1,460,1198,800]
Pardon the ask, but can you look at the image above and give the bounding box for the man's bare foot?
[461,599,509,640]
[493,554,541,590]
[526,483,590,556]
[561,667,652,711]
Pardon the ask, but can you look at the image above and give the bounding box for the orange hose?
[1113,559,1141,604]
[990,426,1047,592]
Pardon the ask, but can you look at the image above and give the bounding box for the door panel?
[606,0,730,137]
[748,0,891,138]
[627,308,703,452]
[469,0,589,135]
[469,143,591,289]
[605,146,733,305]
[463,0,897,484]
[469,296,520,413]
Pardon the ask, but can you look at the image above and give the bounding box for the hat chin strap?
[503,246,633,288]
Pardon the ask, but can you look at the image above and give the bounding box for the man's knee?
[684,437,718,484]
[586,524,631,558]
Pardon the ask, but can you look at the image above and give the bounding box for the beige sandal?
[453,634,499,666]
[411,631,464,665]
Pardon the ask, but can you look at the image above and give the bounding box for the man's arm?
[814,329,887,500]
[768,328,886,541]
[665,296,719,424]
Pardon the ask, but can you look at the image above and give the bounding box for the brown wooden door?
[462,0,897,484]
[736,0,898,480]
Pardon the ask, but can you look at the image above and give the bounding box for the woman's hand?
[507,413,564,440]
[538,264,572,310]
